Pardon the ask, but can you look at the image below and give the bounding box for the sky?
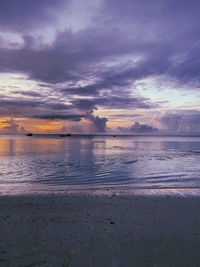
[0,0,200,134]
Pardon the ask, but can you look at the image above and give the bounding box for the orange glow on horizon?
[0,117,65,134]
[107,121,131,127]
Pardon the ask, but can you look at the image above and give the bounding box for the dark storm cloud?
[119,122,157,133]
[0,99,43,109]
[12,91,42,97]
[48,103,71,110]
[109,114,141,118]
[1,25,199,92]
[33,114,86,121]
[0,28,173,86]
[62,84,101,96]
[63,86,100,97]
[1,0,200,87]
[0,97,108,127]
[101,0,200,86]
[0,0,67,31]
[61,59,168,97]
[0,98,70,111]
[33,113,108,132]
[0,28,138,83]
[72,96,156,110]
[0,98,73,117]
[104,0,200,24]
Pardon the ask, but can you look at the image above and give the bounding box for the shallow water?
[0,134,200,195]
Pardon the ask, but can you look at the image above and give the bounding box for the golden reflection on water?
[0,136,176,157]
[0,138,68,156]
[0,139,16,156]
[0,137,102,159]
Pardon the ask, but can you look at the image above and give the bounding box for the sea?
[0,134,200,195]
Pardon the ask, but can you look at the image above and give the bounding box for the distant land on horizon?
[1,133,200,138]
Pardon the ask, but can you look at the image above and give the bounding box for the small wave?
[148,178,181,184]
[189,150,200,155]
[122,159,138,164]
[144,174,185,180]
[113,146,124,149]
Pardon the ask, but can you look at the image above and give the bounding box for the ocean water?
[0,134,200,195]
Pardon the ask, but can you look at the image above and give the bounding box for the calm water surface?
[0,134,200,195]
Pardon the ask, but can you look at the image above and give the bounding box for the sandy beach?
[0,193,200,266]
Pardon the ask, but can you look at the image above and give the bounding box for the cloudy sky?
[0,0,200,134]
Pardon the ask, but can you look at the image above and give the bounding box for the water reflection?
[0,135,200,195]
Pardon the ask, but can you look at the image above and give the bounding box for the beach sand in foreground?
[0,193,200,266]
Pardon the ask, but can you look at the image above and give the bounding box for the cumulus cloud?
[89,115,108,132]
[1,119,26,134]
[19,126,26,134]
[60,125,68,133]
[160,111,200,134]
[119,122,157,133]
[130,122,157,133]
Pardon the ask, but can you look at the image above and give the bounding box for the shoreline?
[1,193,200,266]
[1,184,200,197]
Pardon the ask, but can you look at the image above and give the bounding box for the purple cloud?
[119,122,157,133]
[0,0,67,31]
[1,119,25,134]
[0,0,200,133]
[89,115,108,132]
[160,111,200,134]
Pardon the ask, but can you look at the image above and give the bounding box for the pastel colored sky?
[1,0,200,134]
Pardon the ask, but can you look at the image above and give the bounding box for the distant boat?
[113,135,116,137]
[60,133,72,137]
[26,133,33,136]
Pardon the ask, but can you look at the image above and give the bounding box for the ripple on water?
[122,160,138,164]
[1,135,200,194]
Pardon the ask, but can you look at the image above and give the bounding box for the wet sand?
[1,193,200,266]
